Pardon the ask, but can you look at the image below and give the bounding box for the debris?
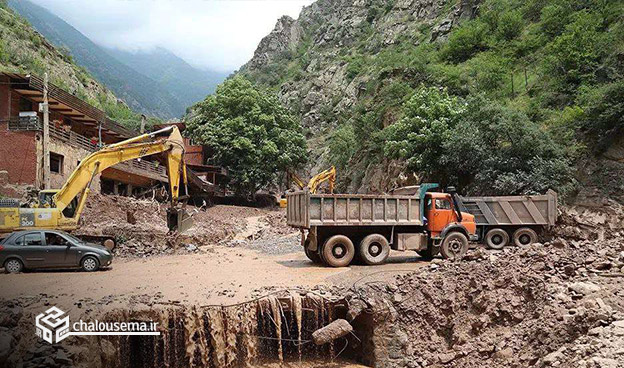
[311,319,353,345]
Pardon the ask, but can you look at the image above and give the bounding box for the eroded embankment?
[86,292,367,368]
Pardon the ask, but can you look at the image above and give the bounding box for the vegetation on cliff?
[241,0,624,197]
[0,1,150,130]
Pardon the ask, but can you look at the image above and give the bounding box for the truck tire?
[513,228,537,247]
[358,234,390,265]
[485,228,509,250]
[321,235,355,267]
[416,246,439,260]
[304,245,322,264]
[440,232,469,260]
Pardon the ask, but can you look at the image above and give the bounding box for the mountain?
[238,0,624,200]
[105,47,229,110]
[0,0,142,127]
[7,0,186,119]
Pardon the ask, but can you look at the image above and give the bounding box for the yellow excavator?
[279,166,336,207]
[0,125,193,248]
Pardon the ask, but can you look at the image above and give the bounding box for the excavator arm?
[308,166,336,194]
[52,125,189,230]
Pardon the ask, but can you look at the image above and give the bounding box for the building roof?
[1,72,136,139]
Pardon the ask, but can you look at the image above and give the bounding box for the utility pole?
[41,72,50,189]
[140,114,146,134]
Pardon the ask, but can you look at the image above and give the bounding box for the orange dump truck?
[286,184,478,267]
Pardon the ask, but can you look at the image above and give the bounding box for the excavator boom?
[0,125,191,235]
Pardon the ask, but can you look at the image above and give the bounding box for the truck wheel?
[304,246,322,264]
[321,235,355,267]
[358,234,390,265]
[513,228,537,247]
[416,246,439,260]
[440,232,469,260]
[485,228,509,250]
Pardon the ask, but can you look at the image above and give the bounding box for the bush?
[578,81,624,151]
[441,20,489,63]
[186,77,308,196]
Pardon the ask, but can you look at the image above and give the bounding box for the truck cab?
[424,192,477,241]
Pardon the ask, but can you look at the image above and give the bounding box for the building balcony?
[8,118,167,183]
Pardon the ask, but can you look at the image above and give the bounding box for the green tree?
[382,86,465,182]
[186,77,308,196]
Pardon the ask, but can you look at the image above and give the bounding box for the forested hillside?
[0,0,148,129]
[239,0,624,200]
[7,0,185,119]
[106,47,230,111]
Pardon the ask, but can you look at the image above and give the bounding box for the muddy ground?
[1,195,623,367]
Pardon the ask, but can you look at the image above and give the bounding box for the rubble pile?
[345,203,624,367]
[77,194,266,257]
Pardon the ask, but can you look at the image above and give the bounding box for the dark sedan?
[0,230,113,273]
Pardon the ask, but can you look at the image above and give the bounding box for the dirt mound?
[345,204,624,367]
[77,194,272,257]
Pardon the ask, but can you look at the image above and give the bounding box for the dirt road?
[0,247,428,312]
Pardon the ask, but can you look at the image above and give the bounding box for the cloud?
[31,0,313,72]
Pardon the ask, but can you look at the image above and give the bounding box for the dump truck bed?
[286,191,424,229]
[457,190,557,226]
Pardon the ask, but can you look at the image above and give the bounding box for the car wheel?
[81,256,100,272]
[485,228,509,250]
[321,235,355,268]
[513,228,538,247]
[358,234,390,265]
[4,259,23,274]
[440,232,469,260]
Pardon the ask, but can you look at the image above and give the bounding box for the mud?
[77,193,278,257]
[2,197,624,367]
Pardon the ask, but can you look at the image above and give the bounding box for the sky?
[30,0,314,72]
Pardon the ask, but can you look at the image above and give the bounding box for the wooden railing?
[47,123,167,179]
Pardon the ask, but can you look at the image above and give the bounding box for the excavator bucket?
[167,207,194,233]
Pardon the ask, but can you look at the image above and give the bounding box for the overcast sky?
[30,0,313,72]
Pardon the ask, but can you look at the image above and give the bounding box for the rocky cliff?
[239,0,624,200]
[239,0,480,192]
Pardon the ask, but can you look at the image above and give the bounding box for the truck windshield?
[435,199,452,210]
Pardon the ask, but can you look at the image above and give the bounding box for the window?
[45,232,68,246]
[24,233,43,246]
[435,199,452,210]
[19,97,32,112]
[50,153,64,174]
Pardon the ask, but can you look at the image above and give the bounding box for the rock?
[590,357,618,368]
[543,347,565,365]
[568,282,601,295]
[0,331,15,365]
[552,238,568,249]
[493,347,513,360]
[438,352,457,364]
[185,243,198,252]
[346,299,367,321]
[312,319,353,345]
